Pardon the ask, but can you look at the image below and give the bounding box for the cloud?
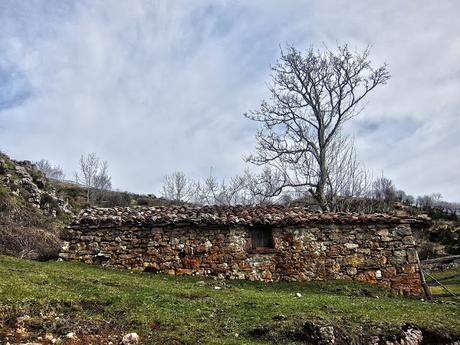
[0,0,459,201]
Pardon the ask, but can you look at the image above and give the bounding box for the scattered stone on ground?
[121,332,139,345]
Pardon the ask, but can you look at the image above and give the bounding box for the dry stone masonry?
[60,205,427,295]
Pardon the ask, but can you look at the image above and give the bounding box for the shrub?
[0,224,62,260]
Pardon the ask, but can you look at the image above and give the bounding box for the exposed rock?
[2,161,71,217]
[65,332,76,338]
[379,327,423,345]
[344,243,359,249]
[248,325,270,337]
[121,332,139,345]
[44,333,56,344]
[272,314,288,321]
[248,321,459,345]
[404,328,423,345]
[302,322,336,345]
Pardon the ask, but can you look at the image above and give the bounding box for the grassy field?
[428,266,460,295]
[0,256,459,344]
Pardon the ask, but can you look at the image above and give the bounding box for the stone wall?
[60,222,421,295]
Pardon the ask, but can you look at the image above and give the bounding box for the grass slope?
[0,256,459,344]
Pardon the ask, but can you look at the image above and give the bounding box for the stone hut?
[60,205,425,295]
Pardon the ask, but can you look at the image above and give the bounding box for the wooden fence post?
[416,251,432,300]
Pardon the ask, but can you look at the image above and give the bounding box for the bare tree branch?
[75,153,112,203]
[245,44,390,210]
[35,159,65,181]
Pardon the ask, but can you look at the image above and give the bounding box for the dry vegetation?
[0,162,62,260]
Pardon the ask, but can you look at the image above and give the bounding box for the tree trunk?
[315,152,330,211]
[316,128,330,211]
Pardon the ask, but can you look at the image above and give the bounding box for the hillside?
[0,152,172,259]
[1,150,459,262]
[0,255,459,345]
[52,179,177,212]
[413,219,460,260]
[0,153,70,259]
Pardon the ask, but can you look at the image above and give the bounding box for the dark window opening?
[250,227,274,249]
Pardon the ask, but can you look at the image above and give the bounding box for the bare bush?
[35,159,66,181]
[0,225,62,260]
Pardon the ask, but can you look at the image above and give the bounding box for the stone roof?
[70,205,428,228]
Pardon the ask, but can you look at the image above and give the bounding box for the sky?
[0,0,459,201]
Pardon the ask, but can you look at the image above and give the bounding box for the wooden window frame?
[248,227,278,254]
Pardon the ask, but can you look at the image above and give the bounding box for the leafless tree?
[35,159,65,181]
[416,193,442,209]
[192,171,250,206]
[161,171,195,203]
[434,200,460,215]
[243,168,283,205]
[196,168,282,206]
[405,194,415,206]
[245,44,390,210]
[193,173,219,205]
[93,161,112,190]
[395,190,415,206]
[75,153,112,203]
[215,175,248,205]
[324,135,373,211]
[372,176,397,211]
[162,168,280,206]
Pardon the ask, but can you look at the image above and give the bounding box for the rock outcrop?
[0,156,70,218]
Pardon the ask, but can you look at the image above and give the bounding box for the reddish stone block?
[176,268,193,275]
[402,264,416,274]
[262,270,273,280]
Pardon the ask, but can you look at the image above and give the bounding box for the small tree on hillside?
[245,44,390,210]
[35,159,65,181]
[372,176,396,211]
[161,171,194,203]
[75,153,112,203]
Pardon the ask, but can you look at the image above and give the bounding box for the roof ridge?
[70,205,430,228]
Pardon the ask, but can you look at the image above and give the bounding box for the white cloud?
[0,0,459,200]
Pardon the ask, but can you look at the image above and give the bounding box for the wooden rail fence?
[419,254,460,299]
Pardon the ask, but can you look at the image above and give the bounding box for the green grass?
[428,267,460,295]
[0,256,459,344]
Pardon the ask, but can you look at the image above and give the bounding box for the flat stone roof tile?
[70,205,430,228]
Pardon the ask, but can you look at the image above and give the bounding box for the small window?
[250,227,274,249]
